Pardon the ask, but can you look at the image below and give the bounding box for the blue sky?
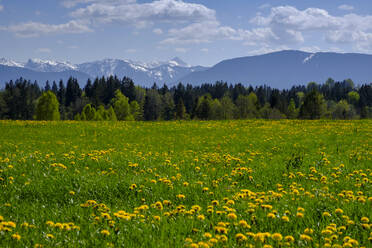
[1,0,372,66]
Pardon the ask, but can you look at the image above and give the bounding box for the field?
[0,120,371,248]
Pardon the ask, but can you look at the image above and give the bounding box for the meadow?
[0,120,371,247]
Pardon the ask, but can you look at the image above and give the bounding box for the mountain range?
[1,50,372,89]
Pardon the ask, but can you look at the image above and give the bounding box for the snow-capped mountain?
[77,57,207,86]
[4,50,372,89]
[0,58,25,68]
[0,57,207,88]
[24,59,77,72]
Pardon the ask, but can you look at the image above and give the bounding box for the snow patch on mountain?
[24,59,77,72]
[1,56,208,87]
[0,58,24,68]
[303,53,315,63]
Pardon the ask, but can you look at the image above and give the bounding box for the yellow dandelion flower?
[323,212,331,217]
[203,232,212,238]
[335,208,343,214]
[284,235,295,243]
[235,233,247,242]
[46,234,55,239]
[101,229,110,236]
[12,233,21,240]
[272,233,283,241]
[227,213,237,220]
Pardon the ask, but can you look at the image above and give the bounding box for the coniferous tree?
[44,81,51,91]
[65,77,82,107]
[300,90,326,119]
[176,99,186,120]
[161,92,175,120]
[52,81,58,95]
[143,90,162,121]
[195,95,212,120]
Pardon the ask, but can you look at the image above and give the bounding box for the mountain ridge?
[1,50,372,89]
[0,57,207,88]
[178,50,372,88]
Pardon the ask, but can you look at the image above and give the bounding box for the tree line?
[0,76,371,121]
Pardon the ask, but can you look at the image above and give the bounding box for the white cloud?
[70,0,215,28]
[246,46,289,56]
[68,45,79,49]
[161,21,237,44]
[153,28,163,35]
[1,20,93,37]
[258,4,271,10]
[36,48,52,53]
[0,5,3,11]
[299,46,322,53]
[249,6,372,51]
[62,0,135,8]
[201,48,208,52]
[338,4,354,11]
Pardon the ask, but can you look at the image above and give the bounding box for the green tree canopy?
[35,91,60,121]
[299,90,326,119]
[111,90,132,121]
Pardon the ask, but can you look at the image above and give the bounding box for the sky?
[1,0,372,66]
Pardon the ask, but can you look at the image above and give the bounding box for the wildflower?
[300,234,312,242]
[227,213,237,220]
[238,220,250,228]
[282,216,290,222]
[46,234,55,239]
[296,212,304,218]
[235,233,247,242]
[46,221,54,227]
[323,211,331,217]
[101,229,110,236]
[335,208,343,214]
[177,194,185,200]
[272,233,283,241]
[284,235,295,243]
[185,238,193,243]
[203,232,212,238]
[197,215,205,221]
[153,216,160,221]
[297,207,305,212]
[218,235,228,242]
[12,233,21,240]
[209,238,218,244]
[361,217,369,223]
[267,213,276,219]
[154,201,163,210]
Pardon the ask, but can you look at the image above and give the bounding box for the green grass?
[0,120,371,247]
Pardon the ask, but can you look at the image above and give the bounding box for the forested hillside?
[0,76,371,120]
